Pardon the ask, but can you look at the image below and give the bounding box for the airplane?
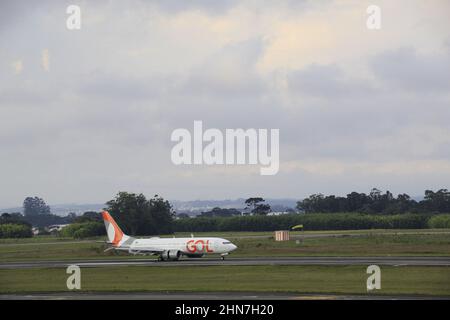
[101,210,237,261]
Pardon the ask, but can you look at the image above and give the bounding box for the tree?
[421,189,450,213]
[245,197,271,215]
[148,195,175,234]
[21,198,75,227]
[384,193,415,214]
[23,197,50,216]
[297,194,325,213]
[297,189,421,214]
[67,212,77,221]
[0,223,33,238]
[105,192,174,235]
[83,211,101,221]
[73,211,101,223]
[0,212,30,227]
[60,221,105,239]
[346,192,369,212]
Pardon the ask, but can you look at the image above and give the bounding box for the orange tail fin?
[101,211,125,246]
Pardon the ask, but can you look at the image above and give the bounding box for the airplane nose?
[230,243,237,251]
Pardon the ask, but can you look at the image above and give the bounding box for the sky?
[0,0,449,208]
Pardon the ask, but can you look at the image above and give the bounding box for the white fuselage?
[119,237,237,256]
[102,211,237,260]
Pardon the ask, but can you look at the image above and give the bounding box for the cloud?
[0,0,450,207]
[286,64,374,99]
[179,39,267,98]
[143,0,238,14]
[370,47,450,92]
[283,159,450,176]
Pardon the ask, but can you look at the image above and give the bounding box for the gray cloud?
[370,47,450,92]
[0,1,449,207]
[143,0,238,14]
[287,64,375,99]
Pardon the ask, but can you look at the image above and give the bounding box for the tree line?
[0,213,33,238]
[195,198,272,218]
[297,189,450,214]
[41,192,176,238]
[173,213,450,232]
[1,189,449,239]
[0,192,175,238]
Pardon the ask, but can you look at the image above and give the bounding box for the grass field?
[0,230,449,262]
[1,230,449,297]
[1,228,449,244]
[1,265,449,296]
[173,229,450,238]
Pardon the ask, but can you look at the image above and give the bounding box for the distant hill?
[1,198,298,217]
[1,195,428,217]
[0,203,105,216]
[171,198,298,216]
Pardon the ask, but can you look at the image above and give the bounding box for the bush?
[0,223,33,238]
[428,214,450,229]
[173,213,432,232]
[60,222,105,239]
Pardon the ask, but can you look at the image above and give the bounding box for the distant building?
[46,224,69,233]
[269,211,298,216]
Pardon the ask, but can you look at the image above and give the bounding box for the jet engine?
[128,249,141,255]
[160,250,181,261]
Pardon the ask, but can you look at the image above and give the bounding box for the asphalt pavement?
[1,256,449,269]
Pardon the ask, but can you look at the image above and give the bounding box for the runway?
[1,292,448,300]
[1,256,449,269]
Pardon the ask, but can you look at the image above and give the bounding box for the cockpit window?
[223,241,231,244]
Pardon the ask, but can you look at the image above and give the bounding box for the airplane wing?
[103,244,165,253]
[131,248,165,253]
